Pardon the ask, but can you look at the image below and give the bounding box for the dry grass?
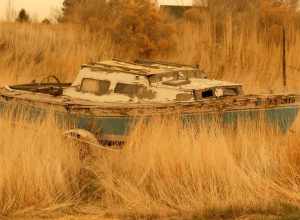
[1,114,300,219]
[1,20,300,94]
[0,22,115,85]
[170,21,300,94]
[0,113,83,217]
[1,12,300,219]
[91,117,300,218]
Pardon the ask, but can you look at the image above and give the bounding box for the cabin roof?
[158,0,194,6]
[81,59,204,77]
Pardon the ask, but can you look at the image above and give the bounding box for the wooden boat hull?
[0,98,298,143]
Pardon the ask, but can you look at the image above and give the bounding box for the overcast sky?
[0,0,64,20]
[0,0,194,20]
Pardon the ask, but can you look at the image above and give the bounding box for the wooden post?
[282,26,287,93]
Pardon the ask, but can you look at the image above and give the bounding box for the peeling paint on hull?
[0,101,298,141]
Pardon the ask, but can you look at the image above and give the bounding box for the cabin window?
[176,93,193,101]
[202,90,214,98]
[114,83,145,98]
[193,89,214,100]
[81,78,111,96]
[223,87,240,96]
[193,87,241,100]
[114,83,155,99]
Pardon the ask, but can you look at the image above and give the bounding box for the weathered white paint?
[71,67,150,87]
[63,60,242,103]
[64,88,132,102]
[157,0,194,6]
[180,78,241,90]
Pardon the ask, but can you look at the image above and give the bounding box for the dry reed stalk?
[1,7,300,217]
[86,116,300,218]
[0,22,115,86]
[0,112,299,218]
[0,112,83,217]
[1,19,300,94]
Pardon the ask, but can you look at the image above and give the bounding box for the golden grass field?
[1,19,300,220]
[2,109,300,220]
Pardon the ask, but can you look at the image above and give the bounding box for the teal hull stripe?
[0,102,298,135]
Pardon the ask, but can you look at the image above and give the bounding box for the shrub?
[16,9,30,23]
[41,18,51,25]
[61,0,175,58]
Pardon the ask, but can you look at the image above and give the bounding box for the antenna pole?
[282,26,287,93]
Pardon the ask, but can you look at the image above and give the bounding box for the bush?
[61,0,175,58]
[16,9,30,23]
[41,18,51,25]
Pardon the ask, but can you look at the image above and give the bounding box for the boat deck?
[0,87,299,116]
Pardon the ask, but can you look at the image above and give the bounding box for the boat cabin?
[158,0,195,17]
[63,59,243,103]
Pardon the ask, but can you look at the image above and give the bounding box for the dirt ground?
[11,216,117,220]
[9,214,299,220]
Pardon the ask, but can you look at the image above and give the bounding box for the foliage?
[260,0,298,27]
[61,0,108,25]
[16,9,30,23]
[41,18,51,25]
[61,0,175,58]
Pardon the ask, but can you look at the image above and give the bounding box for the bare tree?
[5,0,16,21]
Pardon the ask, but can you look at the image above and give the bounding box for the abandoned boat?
[0,59,299,145]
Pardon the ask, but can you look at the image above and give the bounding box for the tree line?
[8,0,300,58]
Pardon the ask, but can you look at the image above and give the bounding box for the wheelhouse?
[63,59,243,103]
